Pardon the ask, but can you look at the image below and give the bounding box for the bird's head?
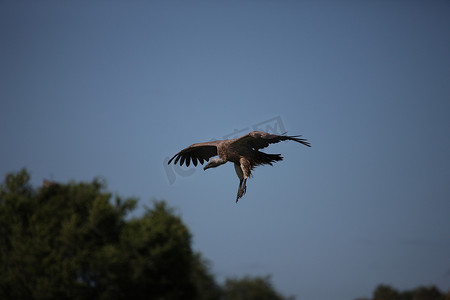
[203,158,224,171]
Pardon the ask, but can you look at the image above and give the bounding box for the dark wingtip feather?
[288,135,311,147]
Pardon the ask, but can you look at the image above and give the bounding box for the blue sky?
[1,1,450,299]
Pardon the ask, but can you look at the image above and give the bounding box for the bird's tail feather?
[253,151,283,166]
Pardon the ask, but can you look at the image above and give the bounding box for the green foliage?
[190,253,222,300]
[373,284,401,300]
[371,284,447,300]
[0,170,295,299]
[0,170,218,299]
[10,169,448,300]
[222,275,291,300]
[119,201,196,299]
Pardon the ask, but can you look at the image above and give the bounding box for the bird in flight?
[168,131,311,202]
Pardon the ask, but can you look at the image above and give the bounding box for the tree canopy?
[3,169,448,300]
[0,169,287,300]
[222,275,292,300]
[355,284,450,300]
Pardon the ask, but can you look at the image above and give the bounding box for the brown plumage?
[168,131,311,202]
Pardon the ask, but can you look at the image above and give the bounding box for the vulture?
[168,131,311,202]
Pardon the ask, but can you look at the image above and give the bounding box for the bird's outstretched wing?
[231,131,311,150]
[168,140,222,167]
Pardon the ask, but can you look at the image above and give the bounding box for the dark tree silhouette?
[0,169,290,300]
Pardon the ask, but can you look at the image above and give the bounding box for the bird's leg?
[234,163,245,203]
[236,179,244,203]
[235,159,252,203]
[235,177,248,203]
[242,178,247,194]
[239,158,251,196]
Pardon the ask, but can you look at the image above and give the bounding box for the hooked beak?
[203,165,209,171]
